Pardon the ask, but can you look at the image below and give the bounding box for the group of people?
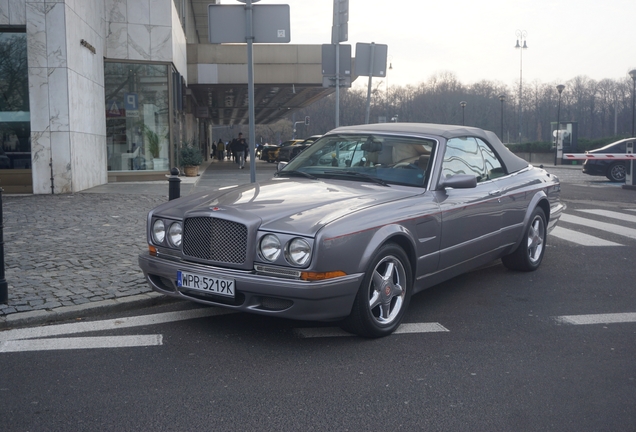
[211,133,249,169]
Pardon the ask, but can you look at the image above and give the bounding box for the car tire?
[606,162,626,182]
[502,207,547,272]
[341,243,412,338]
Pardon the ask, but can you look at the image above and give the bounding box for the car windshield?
[281,133,437,187]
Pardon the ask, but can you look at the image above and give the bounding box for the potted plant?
[180,143,203,177]
[143,125,167,170]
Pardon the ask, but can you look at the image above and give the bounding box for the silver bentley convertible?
[138,123,565,337]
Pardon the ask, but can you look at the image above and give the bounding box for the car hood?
[155,178,422,236]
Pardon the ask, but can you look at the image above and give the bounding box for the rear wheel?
[341,244,412,338]
[606,162,626,182]
[502,207,546,272]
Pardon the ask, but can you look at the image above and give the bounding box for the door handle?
[488,190,501,196]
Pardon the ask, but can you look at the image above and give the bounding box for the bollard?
[168,167,181,200]
[0,188,7,303]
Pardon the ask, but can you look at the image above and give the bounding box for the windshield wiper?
[323,170,389,186]
[276,170,318,180]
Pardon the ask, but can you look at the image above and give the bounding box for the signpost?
[208,1,290,182]
[355,43,388,124]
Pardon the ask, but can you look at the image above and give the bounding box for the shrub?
[179,143,203,167]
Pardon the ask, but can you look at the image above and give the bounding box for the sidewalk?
[0,157,278,329]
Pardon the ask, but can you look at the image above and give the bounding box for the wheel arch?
[358,224,417,282]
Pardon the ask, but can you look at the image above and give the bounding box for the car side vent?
[183,217,248,264]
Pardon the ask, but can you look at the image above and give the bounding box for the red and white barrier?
[563,154,636,160]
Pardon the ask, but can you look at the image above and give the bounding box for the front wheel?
[342,244,412,338]
[502,207,547,272]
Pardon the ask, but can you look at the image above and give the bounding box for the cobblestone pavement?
[0,157,621,329]
[0,157,277,328]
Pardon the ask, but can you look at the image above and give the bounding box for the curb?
[0,292,178,330]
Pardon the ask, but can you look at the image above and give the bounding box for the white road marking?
[0,335,162,353]
[294,322,449,338]
[557,313,636,325]
[576,209,636,224]
[559,213,636,240]
[0,308,235,342]
[550,226,623,246]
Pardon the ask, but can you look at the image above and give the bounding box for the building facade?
[0,0,331,194]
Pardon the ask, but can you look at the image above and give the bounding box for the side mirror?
[277,161,288,172]
[438,174,477,190]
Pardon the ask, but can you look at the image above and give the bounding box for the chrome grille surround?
[183,217,248,264]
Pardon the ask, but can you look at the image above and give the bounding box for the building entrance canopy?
[186,44,342,125]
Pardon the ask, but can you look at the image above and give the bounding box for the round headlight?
[152,219,166,244]
[287,238,311,266]
[260,234,281,262]
[168,222,182,247]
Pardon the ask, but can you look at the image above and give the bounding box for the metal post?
[168,167,181,200]
[630,69,636,137]
[515,30,527,145]
[0,188,7,304]
[246,0,257,183]
[499,95,505,141]
[335,42,340,128]
[554,84,565,166]
[460,101,467,125]
[364,43,376,124]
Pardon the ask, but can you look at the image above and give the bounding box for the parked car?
[139,123,565,338]
[276,135,322,162]
[265,139,303,163]
[259,143,277,161]
[582,138,632,182]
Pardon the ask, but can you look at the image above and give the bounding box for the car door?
[436,136,504,270]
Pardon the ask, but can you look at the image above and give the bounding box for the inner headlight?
[152,219,166,244]
[168,222,182,247]
[260,234,281,262]
[286,238,312,266]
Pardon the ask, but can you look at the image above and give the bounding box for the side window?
[476,138,505,180]
[442,137,486,181]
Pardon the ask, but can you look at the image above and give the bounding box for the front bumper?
[138,252,363,321]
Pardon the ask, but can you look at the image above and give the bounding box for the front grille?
[183,217,248,264]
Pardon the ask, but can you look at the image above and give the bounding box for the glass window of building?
[104,62,170,172]
[0,29,30,170]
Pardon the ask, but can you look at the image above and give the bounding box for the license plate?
[177,271,235,298]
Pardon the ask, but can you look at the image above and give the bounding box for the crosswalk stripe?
[557,313,636,325]
[559,213,636,240]
[0,335,163,353]
[294,322,449,338]
[576,209,636,224]
[550,226,623,246]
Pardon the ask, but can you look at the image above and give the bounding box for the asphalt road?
[1,169,635,431]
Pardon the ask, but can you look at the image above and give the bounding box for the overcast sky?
[245,0,636,89]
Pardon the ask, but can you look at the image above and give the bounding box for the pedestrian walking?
[217,139,225,160]
[234,132,248,169]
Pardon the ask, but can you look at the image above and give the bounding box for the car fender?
[356,223,418,276]
[509,190,550,251]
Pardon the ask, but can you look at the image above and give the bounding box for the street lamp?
[460,101,467,125]
[554,84,565,166]
[629,69,636,137]
[498,94,505,141]
[515,30,528,145]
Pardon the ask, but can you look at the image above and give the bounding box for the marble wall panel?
[50,131,72,193]
[8,0,25,24]
[27,67,50,132]
[105,0,126,23]
[106,22,128,59]
[127,23,150,60]
[25,2,47,68]
[150,0,170,27]
[45,2,67,68]
[30,129,51,194]
[0,0,10,24]
[48,67,70,132]
[68,70,105,136]
[150,25,171,62]
[171,2,187,79]
[127,0,149,25]
[70,132,107,191]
